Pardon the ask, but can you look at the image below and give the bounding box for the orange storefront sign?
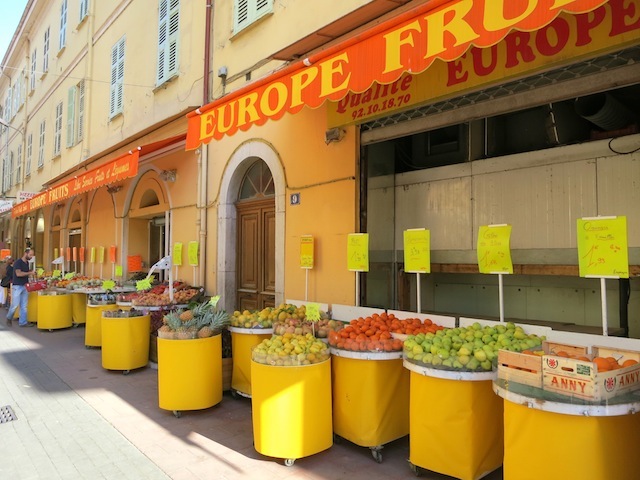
[12,151,139,218]
[186,0,610,149]
[328,1,640,126]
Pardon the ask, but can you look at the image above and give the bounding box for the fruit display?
[116,292,139,303]
[251,333,330,366]
[404,322,545,372]
[88,293,117,305]
[328,312,411,353]
[387,314,445,336]
[102,308,147,318]
[131,282,202,306]
[156,302,230,340]
[231,303,337,336]
[64,277,103,290]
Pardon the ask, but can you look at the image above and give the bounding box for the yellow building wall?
[86,189,116,278]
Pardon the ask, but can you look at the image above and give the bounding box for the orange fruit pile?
[328,313,405,352]
[592,356,638,372]
[386,313,444,336]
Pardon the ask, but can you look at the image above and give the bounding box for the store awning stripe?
[11,150,140,218]
[186,0,608,149]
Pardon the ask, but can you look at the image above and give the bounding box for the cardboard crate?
[498,342,588,388]
[542,346,640,401]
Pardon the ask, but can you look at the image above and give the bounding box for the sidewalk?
[0,311,503,480]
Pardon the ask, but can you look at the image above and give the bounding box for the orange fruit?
[555,351,570,358]
[621,359,638,368]
[605,356,619,366]
[575,356,591,362]
[593,357,611,372]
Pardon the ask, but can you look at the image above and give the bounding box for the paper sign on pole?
[173,243,183,266]
[347,233,369,272]
[66,247,71,261]
[477,225,513,274]
[98,246,105,264]
[102,280,116,291]
[188,241,199,266]
[115,265,123,277]
[54,248,59,259]
[0,249,10,259]
[90,247,96,263]
[72,247,77,262]
[109,245,117,263]
[300,236,314,269]
[403,229,431,273]
[306,303,321,322]
[577,216,628,278]
[79,247,85,262]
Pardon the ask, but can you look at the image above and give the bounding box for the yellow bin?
[85,304,118,347]
[406,362,503,480]
[37,293,73,330]
[71,293,87,324]
[158,335,222,415]
[229,326,273,397]
[251,358,333,465]
[331,350,409,461]
[101,314,151,372]
[27,291,38,324]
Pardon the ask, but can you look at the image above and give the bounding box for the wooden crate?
[497,342,588,388]
[542,346,640,401]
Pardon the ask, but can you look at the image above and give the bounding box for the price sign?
[477,225,513,274]
[173,243,183,266]
[52,270,61,278]
[209,295,220,308]
[577,216,628,278]
[98,246,105,264]
[115,265,123,277]
[72,247,78,262]
[347,233,369,272]
[66,247,71,261]
[403,229,431,273]
[188,241,199,266]
[64,272,75,280]
[54,248,59,259]
[305,303,321,322]
[300,236,314,269]
[136,278,152,291]
[109,245,117,263]
[79,247,85,262]
[90,247,96,263]
[36,268,44,276]
[102,280,116,291]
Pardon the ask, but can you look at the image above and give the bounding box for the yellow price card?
[305,303,321,322]
[136,278,152,291]
[52,270,61,278]
[102,280,116,291]
[115,265,123,277]
[477,225,513,274]
[404,229,431,273]
[98,246,105,264]
[300,236,314,269]
[54,248,59,259]
[188,241,199,266]
[577,216,628,278]
[173,243,183,266]
[90,247,96,263]
[347,233,369,272]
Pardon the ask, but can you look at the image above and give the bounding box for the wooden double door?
[236,198,276,311]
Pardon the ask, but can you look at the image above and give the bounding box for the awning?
[186,0,607,149]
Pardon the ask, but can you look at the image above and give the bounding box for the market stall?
[37,291,72,330]
[27,291,38,324]
[71,292,87,325]
[228,326,273,397]
[101,309,150,374]
[85,293,118,347]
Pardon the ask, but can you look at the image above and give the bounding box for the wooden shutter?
[110,38,125,117]
[66,86,76,147]
[77,80,85,141]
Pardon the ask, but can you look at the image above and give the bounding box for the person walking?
[7,248,35,327]
[1,256,14,308]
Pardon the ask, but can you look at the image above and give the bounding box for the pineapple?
[178,309,193,322]
[195,304,231,338]
[159,311,182,339]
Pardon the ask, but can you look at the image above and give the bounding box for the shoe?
[19,323,35,328]
[5,317,12,327]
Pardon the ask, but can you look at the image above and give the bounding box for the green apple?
[457,354,470,366]
[413,353,424,362]
[412,345,424,355]
[437,348,450,360]
[422,353,434,364]
[481,360,492,371]
[430,345,439,355]
[431,355,443,366]
[458,347,471,357]
[474,349,488,362]
[452,360,464,369]
[442,358,454,368]
[467,358,480,370]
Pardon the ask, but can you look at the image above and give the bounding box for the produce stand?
[494,379,640,480]
[228,326,273,398]
[251,357,332,466]
[85,303,118,347]
[27,291,38,324]
[71,292,87,325]
[37,291,73,331]
[404,361,503,480]
[330,348,408,462]
[101,312,151,374]
[157,334,223,417]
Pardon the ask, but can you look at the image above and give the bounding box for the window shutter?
[30,50,36,91]
[157,0,168,85]
[67,86,76,147]
[235,0,249,31]
[110,38,125,117]
[116,39,125,113]
[80,0,88,21]
[167,0,180,78]
[77,80,85,141]
[26,134,32,176]
[15,145,22,185]
[60,0,68,49]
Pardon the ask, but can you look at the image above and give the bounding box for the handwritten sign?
[36,268,44,276]
[188,241,199,266]
[305,303,321,322]
[209,295,220,308]
[300,236,314,269]
[109,245,117,263]
[173,243,183,266]
[54,248,59,259]
[403,229,431,273]
[64,272,75,280]
[72,247,77,262]
[577,216,628,278]
[347,233,369,272]
[136,278,152,291]
[477,225,513,274]
[127,255,142,272]
[102,280,116,291]
[115,265,123,277]
[98,246,105,264]
[79,247,85,262]
[66,247,71,261]
[52,270,61,278]
[90,247,95,263]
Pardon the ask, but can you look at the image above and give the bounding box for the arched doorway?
[236,159,276,310]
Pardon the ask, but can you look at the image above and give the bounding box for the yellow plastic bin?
[27,291,38,324]
[331,349,409,462]
[251,358,333,466]
[37,292,73,330]
[158,334,223,417]
[71,292,87,325]
[229,326,273,397]
[101,314,151,373]
[85,304,118,347]
[405,361,504,480]
[495,379,640,480]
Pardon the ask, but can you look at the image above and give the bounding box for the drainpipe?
[198,0,213,289]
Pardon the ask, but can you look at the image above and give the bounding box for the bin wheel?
[230,389,239,399]
[409,462,422,477]
[123,370,130,375]
[173,410,182,418]
[284,458,295,467]
[370,447,383,463]
[49,329,54,332]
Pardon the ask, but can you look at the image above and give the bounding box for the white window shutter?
[67,86,76,147]
[109,39,125,117]
[167,0,180,78]
[235,0,249,31]
[77,80,85,141]
[157,0,168,85]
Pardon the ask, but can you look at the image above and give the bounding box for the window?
[156,0,180,85]
[12,82,19,115]
[234,0,272,33]
[67,80,85,147]
[5,89,12,120]
[15,144,22,185]
[54,102,63,156]
[30,49,37,91]
[8,151,13,189]
[43,27,50,74]
[26,133,32,176]
[109,37,125,118]
[79,0,89,22]
[38,120,45,168]
[59,0,68,50]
